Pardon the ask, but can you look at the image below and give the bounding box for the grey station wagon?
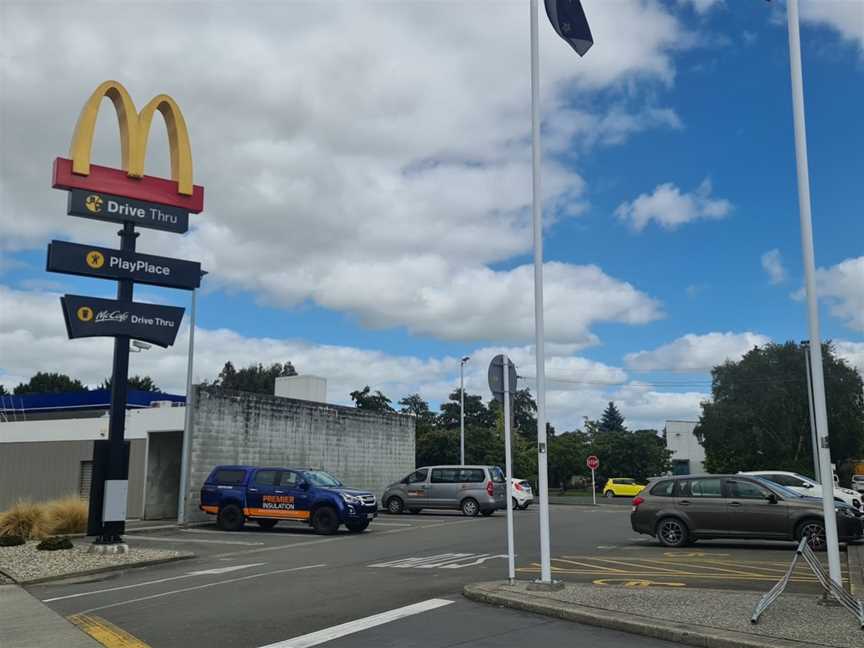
[382,465,506,516]
[631,474,864,550]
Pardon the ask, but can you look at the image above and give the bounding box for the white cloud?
[794,256,864,332]
[834,340,864,377]
[761,248,786,284]
[0,286,692,431]
[800,0,864,53]
[0,0,689,343]
[677,0,725,15]
[625,331,771,372]
[615,178,733,232]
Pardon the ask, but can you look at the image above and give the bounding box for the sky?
[0,0,861,431]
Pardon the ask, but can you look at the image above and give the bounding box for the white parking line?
[128,535,264,546]
[42,563,266,602]
[368,521,413,527]
[258,598,454,647]
[77,564,325,614]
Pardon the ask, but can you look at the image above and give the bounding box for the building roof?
[0,389,185,413]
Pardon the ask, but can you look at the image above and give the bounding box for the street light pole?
[460,356,469,465]
[530,0,553,585]
[785,0,842,585]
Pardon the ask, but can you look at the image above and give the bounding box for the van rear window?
[490,467,505,483]
[213,469,246,485]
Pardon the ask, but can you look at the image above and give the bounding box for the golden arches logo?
[69,80,194,196]
[77,306,94,322]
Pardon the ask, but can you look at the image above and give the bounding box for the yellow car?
[602,478,645,498]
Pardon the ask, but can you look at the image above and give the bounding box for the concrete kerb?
[464,582,830,648]
[10,552,195,585]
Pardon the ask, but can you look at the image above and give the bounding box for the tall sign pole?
[785,0,842,585]
[177,284,199,524]
[489,355,518,584]
[460,359,466,465]
[529,0,553,586]
[802,341,821,483]
[50,80,205,547]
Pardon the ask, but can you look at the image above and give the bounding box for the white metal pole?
[460,361,465,465]
[803,343,821,483]
[529,0,552,585]
[786,0,841,585]
[177,287,197,524]
[591,469,596,506]
[503,356,516,583]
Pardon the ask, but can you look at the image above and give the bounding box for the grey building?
[0,385,416,523]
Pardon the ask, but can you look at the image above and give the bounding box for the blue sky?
[0,0,861,430]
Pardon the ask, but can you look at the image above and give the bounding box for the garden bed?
[0,540,193,584]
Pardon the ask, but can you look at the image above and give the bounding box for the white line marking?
[439,554,508,569]
[258,598,454,648]
[77,564,325,614]
[128,535,264,546]
[187,563,266,576]
[42,563,267,602]
[368,521,413,527]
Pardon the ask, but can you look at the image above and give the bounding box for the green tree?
[590,428,671,485]
[398,394,435,430]
[0,384,8,396]
[101,375,161,392]
[416,428,459,466]
[548,431,590,490]
[14,372,87,395]
[599,401,626,433]
[489,388,539,439]
[437,389,496,429]
[211,361,297,394]
[696,341,864,474]
[350,386,394,412]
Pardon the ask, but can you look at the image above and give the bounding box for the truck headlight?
[340,492,361,504]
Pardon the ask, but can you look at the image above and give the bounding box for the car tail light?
[632,496,645,508]
[514,481,523,491]
[486,481,494,497]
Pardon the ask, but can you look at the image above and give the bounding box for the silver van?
[382,465,507,516]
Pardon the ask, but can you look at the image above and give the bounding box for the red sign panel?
[586,455,599,470]
[52,158,204,213]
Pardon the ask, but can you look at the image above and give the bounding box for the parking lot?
[29,504,847,647]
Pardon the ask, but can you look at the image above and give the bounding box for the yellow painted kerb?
[68,613,151,648]
[69,80,194,195]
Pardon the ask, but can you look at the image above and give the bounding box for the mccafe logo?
[76,306,94,322]
[85,194,103,213]
[95,310,129,324]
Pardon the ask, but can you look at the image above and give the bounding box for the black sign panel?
[47,240,202,290]
[61,294,185,348]
[67,189,189,233]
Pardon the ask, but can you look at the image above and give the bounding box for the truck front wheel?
[346,520,370,533]
[312,507,340,535]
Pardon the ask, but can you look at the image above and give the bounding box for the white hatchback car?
[852,475,864,495]
[510,478,534,510]
[740,470,861,510]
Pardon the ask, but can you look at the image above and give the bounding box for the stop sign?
[586,455,599,470]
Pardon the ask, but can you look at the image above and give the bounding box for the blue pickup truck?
[200,465,377,534]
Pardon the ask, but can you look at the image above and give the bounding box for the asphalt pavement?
[26,504,830,648]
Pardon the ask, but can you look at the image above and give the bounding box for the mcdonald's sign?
[52,80,204,212]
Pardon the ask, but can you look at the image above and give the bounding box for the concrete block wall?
[183,386,415,520]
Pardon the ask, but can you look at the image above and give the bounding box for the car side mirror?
[767,493,778,504]
[802,483,814,489]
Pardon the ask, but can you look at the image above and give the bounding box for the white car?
[741,470,861,510]
[852,475,864,495]
[510,478,534,510]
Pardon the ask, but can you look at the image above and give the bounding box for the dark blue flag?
[544,0,594,56]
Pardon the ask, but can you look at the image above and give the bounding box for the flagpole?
[530,0,553,585]
[785,0,841,586]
